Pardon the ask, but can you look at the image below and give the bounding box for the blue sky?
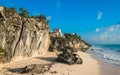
[0,0,120,44]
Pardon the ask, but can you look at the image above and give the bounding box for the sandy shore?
[100,61,120,75]
[89,50,120,75]
[0,51,100,75]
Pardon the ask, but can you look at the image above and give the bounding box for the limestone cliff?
[0,7,50,63]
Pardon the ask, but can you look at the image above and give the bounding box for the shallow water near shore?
[90,44,120,66]
[88,44,120,75]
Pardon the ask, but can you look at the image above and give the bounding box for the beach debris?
[56,49,83,65]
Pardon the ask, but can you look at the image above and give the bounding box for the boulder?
[56,49,83,65]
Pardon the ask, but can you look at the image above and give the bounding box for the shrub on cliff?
[64,33,81,42]
[49,32,91,52]
[38,14,47,22]
[19,7,29,18]
[4,7,16,17]
[4,6,49,24]
[49,33,81,51]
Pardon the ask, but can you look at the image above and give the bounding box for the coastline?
[88,50,120,75]
[0,51,101,75]
[1,50,119,75]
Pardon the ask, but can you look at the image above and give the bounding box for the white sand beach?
[0,51,120,75]
[0,51,101,75]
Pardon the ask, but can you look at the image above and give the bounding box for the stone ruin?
[50,29,62,37]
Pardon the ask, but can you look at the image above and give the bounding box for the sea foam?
[91,44,120,65]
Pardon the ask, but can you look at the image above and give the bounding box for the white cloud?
[46,16,52,21]
[106,24,120,32]
[91,24,120,44]
[97,11,103,20]
[95,28,100,33]
[100,24,120,43]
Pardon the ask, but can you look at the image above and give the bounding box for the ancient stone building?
[50,29,62,37]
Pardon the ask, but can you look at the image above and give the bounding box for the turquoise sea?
[90,44,120,66]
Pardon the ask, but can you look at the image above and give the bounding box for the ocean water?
[90,44,120,66]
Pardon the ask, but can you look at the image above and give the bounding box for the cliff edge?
[0,7,50,63]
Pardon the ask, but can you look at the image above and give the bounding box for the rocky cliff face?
[49,31,91,52]
[0,7,50,63]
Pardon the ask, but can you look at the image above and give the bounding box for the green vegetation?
[0,45,5,62]
[50,36,66,45]
[38,14,47,22]
[0,45,4,54]
[4,7,16,13]
[50,33,82,46]
[32,14,49,24]
[49,32,91,52]
[19,7,29,18]
[6,36,11,44]
[64,33,81,42]
[4,7,16,17]
[18,7,49,23]
[3,6,50,24]
[49,36,66,51]
[49,33,82,51]
[10,7,16,13]
[64,33,91,46]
